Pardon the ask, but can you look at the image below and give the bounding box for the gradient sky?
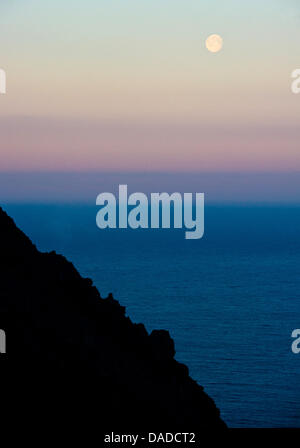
[0,0,299,171]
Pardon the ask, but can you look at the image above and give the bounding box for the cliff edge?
[0,206,226,434]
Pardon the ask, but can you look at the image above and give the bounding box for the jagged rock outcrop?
[0,206,226,435]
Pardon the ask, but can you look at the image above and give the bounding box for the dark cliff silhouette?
[0,206,226,438]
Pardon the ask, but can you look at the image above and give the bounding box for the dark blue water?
[3,203,300,428]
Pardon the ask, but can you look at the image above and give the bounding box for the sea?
[3,203,300,428]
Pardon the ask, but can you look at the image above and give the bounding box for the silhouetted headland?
[0,206,226,434]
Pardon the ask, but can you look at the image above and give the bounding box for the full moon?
[206,34,223,53]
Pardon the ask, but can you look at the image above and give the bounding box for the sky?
[0,0,299,175]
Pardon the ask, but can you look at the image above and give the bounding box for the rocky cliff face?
[0,206,226,434]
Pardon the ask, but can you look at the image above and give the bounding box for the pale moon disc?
[205,34,223,53]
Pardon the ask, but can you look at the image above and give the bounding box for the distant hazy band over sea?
[4,203,300,428]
